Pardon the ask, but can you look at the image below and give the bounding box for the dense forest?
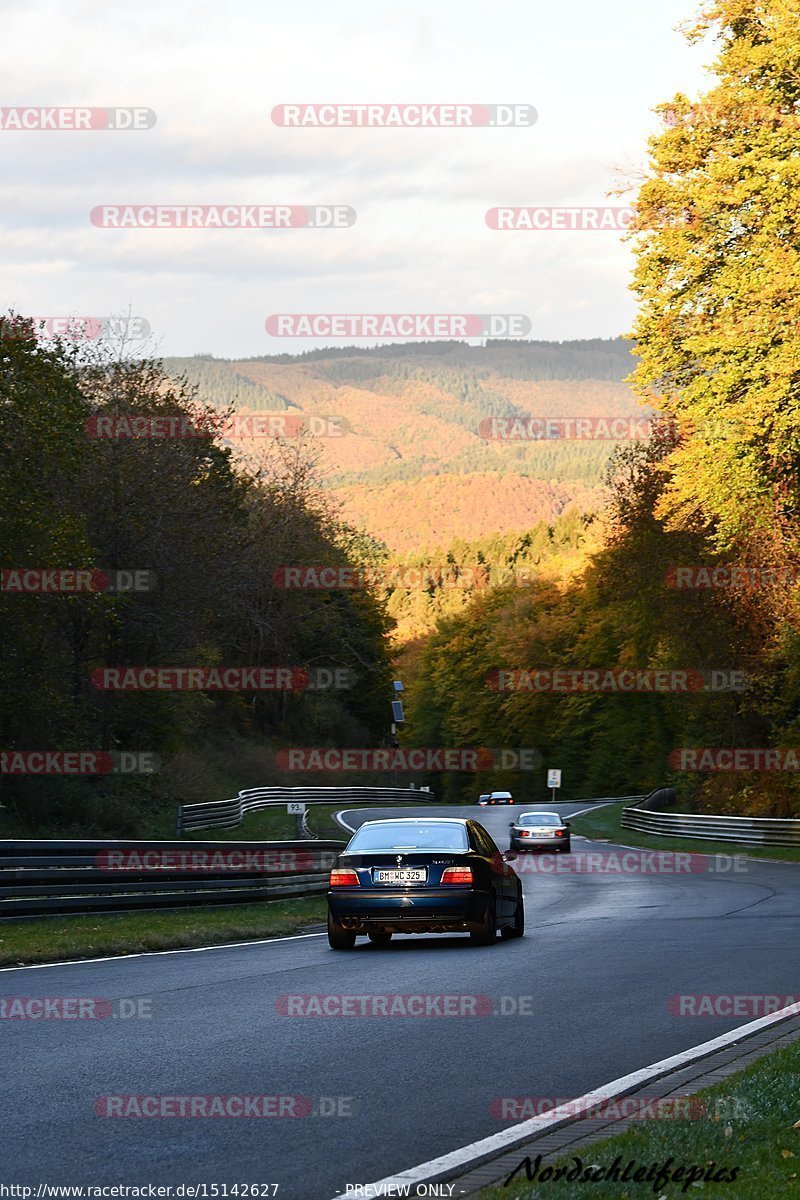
[403,0,800,816]
[0,328,393,834]
[241,337,635,377]
[161,341,643,550]
[380,508,600,644]
[5,2,797,827]
[404,426,786,809]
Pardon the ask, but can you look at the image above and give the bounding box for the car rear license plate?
[533,830,556,837]
[372,867,427,884]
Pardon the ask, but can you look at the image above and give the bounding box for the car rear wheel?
[501,891,525,939]
[327,912,357,950]
[368,930,392,946]
[470,895,497,946]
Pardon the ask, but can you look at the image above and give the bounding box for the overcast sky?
[1,0,717,357]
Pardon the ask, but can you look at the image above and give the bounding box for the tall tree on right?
[629,0,800,578]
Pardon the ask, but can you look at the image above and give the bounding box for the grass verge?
[0,895,327,967]
[0,802,342,967]
[571,802,800,864]
[476,1035,800,1199]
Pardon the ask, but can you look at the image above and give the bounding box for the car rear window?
[519,813,560,825]
[347,823,469,852]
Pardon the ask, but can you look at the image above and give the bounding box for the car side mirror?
[508,821,514,826]
[565,821,571,827]
[503,850,518,862]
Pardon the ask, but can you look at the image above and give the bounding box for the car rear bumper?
[328,888,490,932]
[512,839,570,851]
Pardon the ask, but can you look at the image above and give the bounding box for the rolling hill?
[163,338,644,554]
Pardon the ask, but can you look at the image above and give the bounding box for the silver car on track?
[509,811,571,852]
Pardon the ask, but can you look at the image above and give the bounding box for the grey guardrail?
[622,790,800,845]
[0,788,435,919]
[176,785,432,835]
[576,795,645,805]
[0,839,347,919]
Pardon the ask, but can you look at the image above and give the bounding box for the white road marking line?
[332,1002,800,1196]
[585,835,800,866]
[0,931,325,972]
[567,803,616,818]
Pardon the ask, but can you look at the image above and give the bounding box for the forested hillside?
[0,327,393,834]
[6,2,797,827]
[402,0,800,817]
[163,339,642,551]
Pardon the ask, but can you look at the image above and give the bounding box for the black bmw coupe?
[326,817,524,949]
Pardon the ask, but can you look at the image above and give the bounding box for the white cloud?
[0,0,709,355]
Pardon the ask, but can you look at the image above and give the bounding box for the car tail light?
[520,830,531,838]
[441,866,473,885]
[330,868,360,887]
[555,830,566,837]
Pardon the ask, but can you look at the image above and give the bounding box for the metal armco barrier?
[637,787,677,811]
[0,839,346,919]
[176,785,432,835]
[622,793,800,845]
[578,795,645,806]
[0,788,435,919]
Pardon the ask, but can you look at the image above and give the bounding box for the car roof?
[358,817,470,826]
[517,811,561,819]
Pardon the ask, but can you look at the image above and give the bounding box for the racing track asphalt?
[2,803,799,1198]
